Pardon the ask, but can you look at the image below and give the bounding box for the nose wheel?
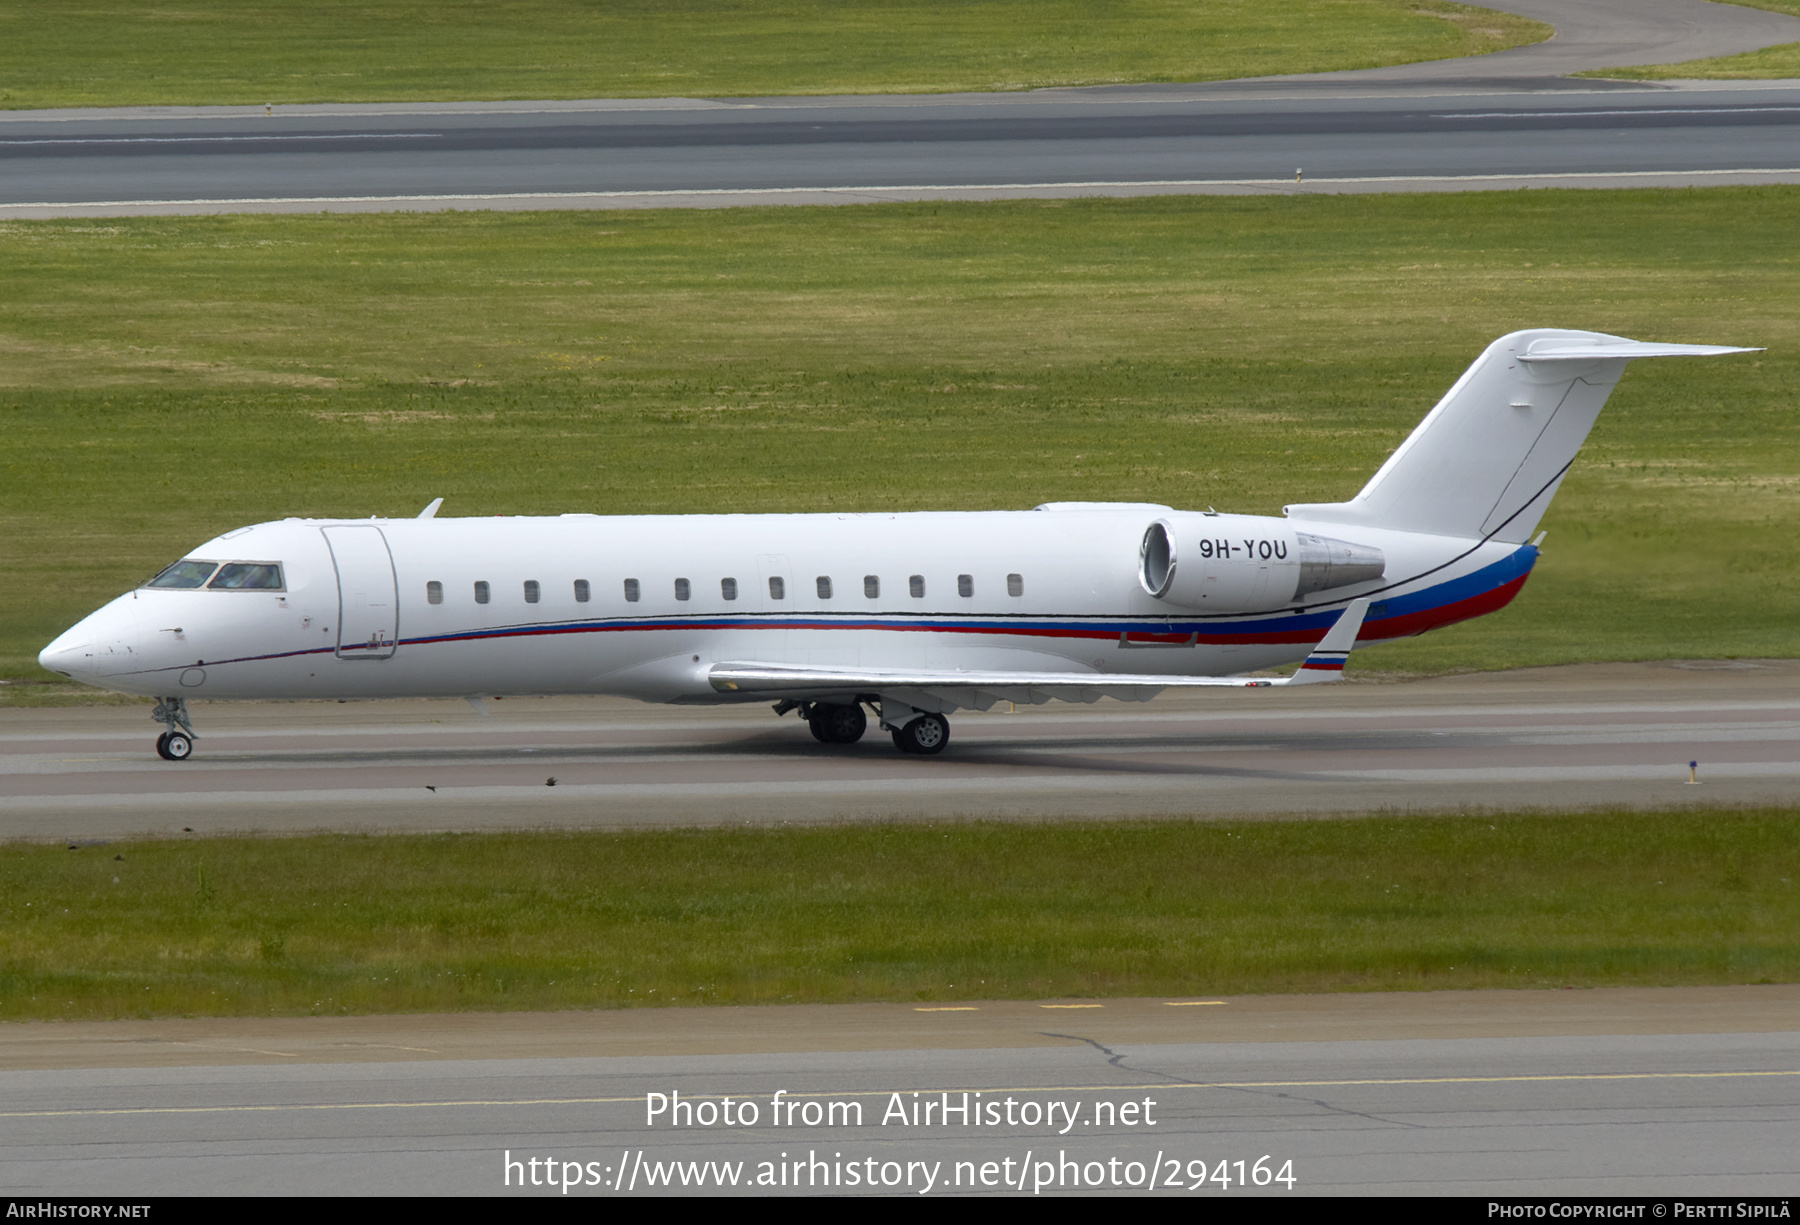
[151,696,198,761]
[155,731,194,761]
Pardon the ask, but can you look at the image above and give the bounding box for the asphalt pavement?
[5,661,1797,838]
[3,987,1794,1196]
[5,0,1800,216]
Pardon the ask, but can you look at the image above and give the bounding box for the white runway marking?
[0,133,441,146]
[1436,106,1800,118]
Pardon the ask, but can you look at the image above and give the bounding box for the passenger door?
[322,525,399,660]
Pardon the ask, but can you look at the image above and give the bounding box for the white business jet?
[40,330,1754,760]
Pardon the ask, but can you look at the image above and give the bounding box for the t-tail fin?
[1283,330,1757,543]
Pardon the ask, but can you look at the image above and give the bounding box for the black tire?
[893,713,949,756]
[154,732,171,759]
[809,716,831,743]
[815,703,867,744]
[158,731,194,761]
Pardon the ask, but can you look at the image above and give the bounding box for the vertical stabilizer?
[1283,330,1756,542]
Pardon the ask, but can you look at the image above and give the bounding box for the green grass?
[1583,0,1800,79]
[0,1,1546,109]
[3,813,1794,1020]
[3,189,1797,685]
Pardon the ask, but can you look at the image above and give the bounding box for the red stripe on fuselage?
[1360,572,1531,642]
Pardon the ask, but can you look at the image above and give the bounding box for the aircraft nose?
[38,629,88,679]
[39,601,141,681]
[38,628,96,680]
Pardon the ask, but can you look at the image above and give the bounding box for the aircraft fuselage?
[40,507,1528,703]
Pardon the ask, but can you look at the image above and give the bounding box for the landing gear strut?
[152,697,197,761]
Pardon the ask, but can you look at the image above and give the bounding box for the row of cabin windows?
[424,573,1026,606]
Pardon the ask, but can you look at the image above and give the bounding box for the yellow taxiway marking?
[914,1007,979,1012]
[1165,1001,1227,1006]
[3,1070,1793,1120]
[1040,1004,1104,1009]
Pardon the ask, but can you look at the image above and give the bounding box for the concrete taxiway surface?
[2,987,1794,1196]
[4,0,1800,217]
[3,661,1795,839]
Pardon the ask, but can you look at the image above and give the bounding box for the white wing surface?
[709,601,1369,711]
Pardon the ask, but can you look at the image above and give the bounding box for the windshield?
[145,559,220,589]
[209,562,284,590]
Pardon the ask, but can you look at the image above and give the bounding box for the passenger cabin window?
[146,560,220,589]
[209,563,285,591]
[623,579,640,603]
[575,579,591,603]
[1007,573,1024,597]
[474,581,490,605]
[524,580,541,604]
[427,581,444,605]
[768,576,785,600]
[816,576,832,600]
[864,575,880,599]
[675,578,690,601]
[721,578,738,601]
[957,574,973,598]
[909,575,925,598]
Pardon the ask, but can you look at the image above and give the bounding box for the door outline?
[322,525,399,660]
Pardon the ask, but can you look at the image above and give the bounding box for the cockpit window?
[145,560,221,589]
[209,562,285,591]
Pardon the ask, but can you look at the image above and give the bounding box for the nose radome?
[39,598,141,680]
[37,632,90,678]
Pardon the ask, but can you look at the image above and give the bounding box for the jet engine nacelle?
[1138,513,1384,611]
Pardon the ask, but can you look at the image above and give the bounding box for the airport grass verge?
[0,1,1546,109]
[2,811,1795,1021]
[3,188,1798,685]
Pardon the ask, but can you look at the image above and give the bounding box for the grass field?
[0,1,1546,109]
[1589,0,1800,79]
[3,189,1796,690]
[3,812,1793,1020]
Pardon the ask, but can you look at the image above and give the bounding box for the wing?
[708,600,1369,712]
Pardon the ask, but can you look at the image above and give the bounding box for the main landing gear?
[889,711,950,756]
[151,696,197,761]
[772,698,950,754]
[807,702,868,744]
[769,700,870,744]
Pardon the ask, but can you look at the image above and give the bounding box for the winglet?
[418,497,444,519]
[1280,598,1370,686]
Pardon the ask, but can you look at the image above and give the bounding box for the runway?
[4,661,1796,839]
[4,0,1800,217]
[3,986,1794,1196]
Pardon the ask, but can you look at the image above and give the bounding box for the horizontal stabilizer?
[1517,340,1760,362]
[1284,330,1760,543]
[709,601,1370,712]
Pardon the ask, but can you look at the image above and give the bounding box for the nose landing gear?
[151,697,198,761]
